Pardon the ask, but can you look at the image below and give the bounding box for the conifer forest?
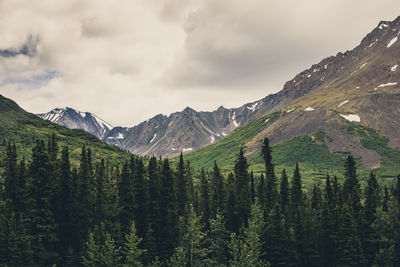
[1,135,399,267]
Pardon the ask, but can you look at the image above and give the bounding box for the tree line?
[0,135,400,266]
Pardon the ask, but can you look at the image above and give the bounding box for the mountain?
[38,99,266,157]
[37,107,113,139]
[37,16,400,169]
[118,104,265,156]
[182,17,400,179]
[0,95,129,165]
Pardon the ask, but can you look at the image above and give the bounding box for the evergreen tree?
[211,161,225,218]
[76,146,93,247]
[234,148,250,228]
[243,200,268,267]
[94,159,107,226]
[279,169,289,214]
[250,171,255,204]
[334,204,366,266]
[82,232,100,267]
[343,155,362,221]
[208,210,229,265]
[199,168,211,230]
[325,175,334,208]
[132,157,147,238]
[176,153,188,217]
[119,161,135,235]
[290,163,303,213]
[4,142,18,212]
[257,173,266,210]
[101,233,122,267]
[224,173,239,233]
[171,205,209,267]
[363,172,381,266]
[382,186,389,212]
[261,138,277,210]
[27,139,59,265]
[311,183,322,211]
[159,159,178,260]
[123,222,146,267]
[57,146,75,256]
[145,157,161,263]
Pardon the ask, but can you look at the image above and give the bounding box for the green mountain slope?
[0,95,130,165]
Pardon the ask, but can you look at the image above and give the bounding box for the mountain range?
[36,16,400,175]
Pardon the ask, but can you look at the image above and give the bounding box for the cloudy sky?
[0,0,399,126]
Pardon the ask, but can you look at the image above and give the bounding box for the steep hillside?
[0,95,129,165]
[182,17,400,180]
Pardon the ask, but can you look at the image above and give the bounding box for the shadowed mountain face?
[38,16,400,163]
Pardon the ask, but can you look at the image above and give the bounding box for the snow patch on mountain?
[150,133,157,143]
[340,114,361,122]
[387,36,398,48]
[210,136,215,143]
[232,112,240,127]
[304,107,315,111]
[338,100,349,107]
[378,82,398,88]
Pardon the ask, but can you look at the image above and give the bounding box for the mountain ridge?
[37,16,400,161]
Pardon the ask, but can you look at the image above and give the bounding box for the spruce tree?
[27,139,59,265]
[250,171,256,204]
[363,172,380,266]
[199,168,211,230]
[145,156,161,263]
[132,158,147,238]
[159,159,178,260]
[119,161,135,235]
[234,148,250,228]
[343,155,362,221]
[290,163,303,212]
[230,201,270,267]
[123,222,146,267]
[208,210,229,265]
[171,205,208,267]
[257,173,266,210]
[261,138,277,210]
[334,204,366,266]
[210,161,225,219]
[224,173,239,233]
[94,159,107,226]
[176,153,188,217]
[57,146,75,256]
[279,169,289,215]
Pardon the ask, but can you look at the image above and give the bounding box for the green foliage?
[123,222,146,267]
[0,95,130,167]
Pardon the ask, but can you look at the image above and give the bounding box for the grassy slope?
[178,110,400,187]
[0,95,130,166]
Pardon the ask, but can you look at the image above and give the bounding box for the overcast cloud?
[0,0,399,126]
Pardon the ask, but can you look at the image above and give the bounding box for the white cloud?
[0,0,399,126]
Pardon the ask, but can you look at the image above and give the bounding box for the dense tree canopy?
[0,136,399,266]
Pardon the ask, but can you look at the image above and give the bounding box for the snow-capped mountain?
[37,107,113,139]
